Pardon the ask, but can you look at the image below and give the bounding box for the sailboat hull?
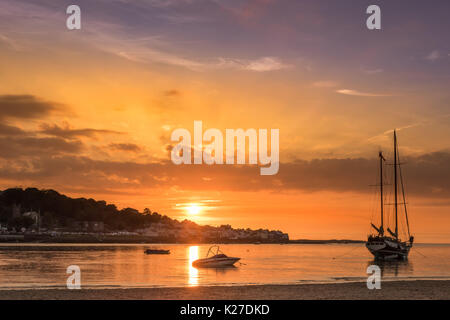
[366,238,411,260]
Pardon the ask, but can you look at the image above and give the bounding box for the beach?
[1,280,449,300]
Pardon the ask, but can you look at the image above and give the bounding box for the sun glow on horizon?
[175,203,204,217]
[186,204,202,215]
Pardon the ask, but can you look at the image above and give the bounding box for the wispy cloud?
[0,1,289,73]
[362,68,383,75]
[0,33,22,51]
[90,26,290,72]
[113,47,291,72]
[336,89,392,97]
[366,114,450,145]
[367,123,424,144]
[216,57,291,72]
[244,57,291,72]
[425,50,440,61]
[39,123,124,140]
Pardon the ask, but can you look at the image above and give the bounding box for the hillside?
[0,188,289,243]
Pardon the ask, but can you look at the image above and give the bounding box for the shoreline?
[0,238,364,245]
[1,280,449,300]
[1,241,446,246]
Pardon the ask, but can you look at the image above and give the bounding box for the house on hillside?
[72,221,104,232]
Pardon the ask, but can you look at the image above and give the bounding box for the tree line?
[0,187,177,231]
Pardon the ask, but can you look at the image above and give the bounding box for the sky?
[0,0,449,242]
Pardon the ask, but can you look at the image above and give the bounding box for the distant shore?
[0,234,364,244]
[1,280,448,300]
[289,239,364,244]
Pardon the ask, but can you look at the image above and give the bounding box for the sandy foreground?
[0,280,449,300]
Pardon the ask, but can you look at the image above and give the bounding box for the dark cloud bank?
[0,95,448,198]
[0,95,59,120]
[0,152,448,198]
[0,94,126,158]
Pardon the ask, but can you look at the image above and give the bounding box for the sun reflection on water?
[188,246,199,286]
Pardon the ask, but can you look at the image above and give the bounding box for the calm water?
[0,243,449,289]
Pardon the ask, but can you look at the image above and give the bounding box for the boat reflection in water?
[367,259,414,278]
[187,245,239,287]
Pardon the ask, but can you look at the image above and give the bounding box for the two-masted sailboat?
[366,130,414,260]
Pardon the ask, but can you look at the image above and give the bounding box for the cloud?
[2,151,450,198]
[164,89,180,97]
[0,33,21,51]
[0,0,291,73]
[367,124,425,144]
[113,47,291,72]
[39,123,124,139]
[214,57,291,72]
[244,57,291,72]
[108,143,142,153]
[367,114,450,145]
[88,20,291,72]
[336,89,392,97]
[113,46,207,70]
[108,41,290,72]
[425,50,440,61]
[362,68,383,75]
[0,95,59,120]
[0,137,83,159]
[0,123,26,136]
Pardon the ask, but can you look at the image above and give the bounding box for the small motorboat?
[192,245,240,268]
[144,249,170,254]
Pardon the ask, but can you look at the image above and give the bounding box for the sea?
[0,243,449,289]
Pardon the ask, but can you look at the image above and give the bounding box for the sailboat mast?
[399,157,411,238]
[394,130,398,239]
[379,151,384,235]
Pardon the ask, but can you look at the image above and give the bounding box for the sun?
[186,204,202,215]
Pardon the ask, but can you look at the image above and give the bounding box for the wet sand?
[0,280,449,300]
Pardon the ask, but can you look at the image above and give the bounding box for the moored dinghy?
[192,245,240,268]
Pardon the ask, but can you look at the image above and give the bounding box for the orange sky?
[1,0,449,242]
